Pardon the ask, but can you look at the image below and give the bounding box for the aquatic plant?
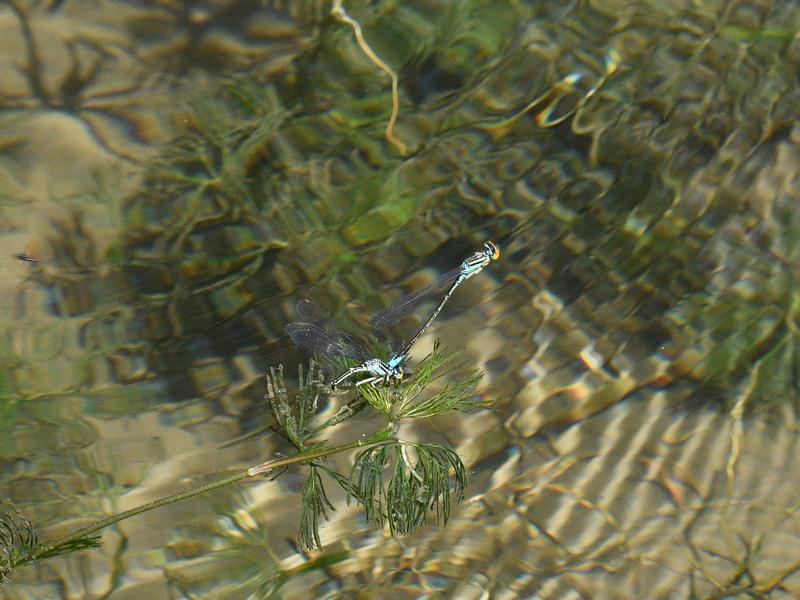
[1,343,486,583]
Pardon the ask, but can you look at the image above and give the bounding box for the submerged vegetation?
[8,0,800,595]
[2,344,487,584]
[1,1,498,591]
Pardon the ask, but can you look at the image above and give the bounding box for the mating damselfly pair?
[286,241,500,390]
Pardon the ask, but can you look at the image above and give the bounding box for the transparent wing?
[371,266,462,331]
[295,299,332,324]
[285,323,344,379]
[287,300,371,364]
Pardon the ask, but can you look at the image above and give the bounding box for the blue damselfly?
[285,299,402,389]
[374,240,500,361]
[286,240,500,389]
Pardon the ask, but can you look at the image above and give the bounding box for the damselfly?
[286,241,500,389]
[373,240,500,360]
[285,299,403,389]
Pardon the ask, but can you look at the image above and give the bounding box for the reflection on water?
[2,0,800,597]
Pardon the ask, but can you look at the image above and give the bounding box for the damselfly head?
[484,241,500,260]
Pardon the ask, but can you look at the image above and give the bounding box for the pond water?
[2,1,800,598]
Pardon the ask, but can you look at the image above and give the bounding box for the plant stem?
[308,396,369,437]
[20,427,393,565]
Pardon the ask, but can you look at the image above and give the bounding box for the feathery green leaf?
[359,343,487,420]
[267,361,325,448]
[349,440,467,536]
[298,465,335,552]
[1,501,37,583]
